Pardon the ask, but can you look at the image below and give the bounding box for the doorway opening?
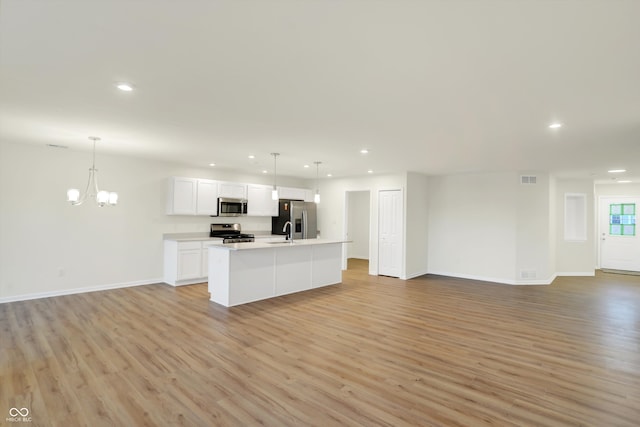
[344,190,370,271]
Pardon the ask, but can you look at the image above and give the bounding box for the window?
[610,204,636,236]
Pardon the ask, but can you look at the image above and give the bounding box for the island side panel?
[274,245,313,296]
[208,247,231,306]
[312,243,343,288]
[228,249,276,306]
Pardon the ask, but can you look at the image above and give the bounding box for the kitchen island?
[207,239,347,307]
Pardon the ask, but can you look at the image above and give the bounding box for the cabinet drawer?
[177,241,202,251]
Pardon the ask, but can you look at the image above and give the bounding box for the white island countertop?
[210,238,349,251]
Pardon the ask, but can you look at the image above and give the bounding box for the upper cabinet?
[278,186,315,202]
[167,177,311,216]
[195,179,219,215]
[166,177,219,215]
[167,177,196,215]
[247,184,278,217]
[303,189,314,203]
[218,182,247,199]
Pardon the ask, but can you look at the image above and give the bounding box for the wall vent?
[520,269,537,279]
[520,175,537,185]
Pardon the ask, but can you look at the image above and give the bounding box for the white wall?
[515,173,554,283]
[427,172,600,284]
[405,172,429,279]
[346,191,370,259]
[555,178,595,275]
[427,172,519,284]
[0,140,308,301]
[595,183,640,198]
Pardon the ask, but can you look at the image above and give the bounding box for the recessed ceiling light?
[327,173,332,177]
[549,123,562,129]
[608,169,626,173]
[262,170,268,174]
[367,169,373,174]
[116,83,134,92]
[360,149,369,154]
[208,163,216,167]
[248,155,255,159]
[618,180,632,183]
[304,164,310,168]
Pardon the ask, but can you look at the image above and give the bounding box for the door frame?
[378,188,404,278]
[342,190,372,271]
[597,195,638,271]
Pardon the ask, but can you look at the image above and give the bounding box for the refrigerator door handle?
[302,209,307,239]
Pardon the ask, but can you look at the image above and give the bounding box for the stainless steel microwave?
[216,197,248,217]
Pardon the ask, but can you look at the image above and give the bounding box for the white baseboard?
[556,271,595,277]
[405,269,430,280]
[514,273,556,285]
[0,278,163,304]
[427,270,554,286]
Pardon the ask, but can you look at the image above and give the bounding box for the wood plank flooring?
[1,259,639,426]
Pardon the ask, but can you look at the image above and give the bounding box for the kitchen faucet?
[282,221,293,241]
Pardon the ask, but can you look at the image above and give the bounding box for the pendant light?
[66,136,118,207]
[313,161,321,203]
[271,153,280,200]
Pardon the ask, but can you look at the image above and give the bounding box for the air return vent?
[520,269,537,279]
[520,175,537,185]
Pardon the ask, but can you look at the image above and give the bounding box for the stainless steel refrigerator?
[271,200,317,239]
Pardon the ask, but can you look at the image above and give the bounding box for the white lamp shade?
[272,189,279,200]
[97,190,109,206]
[67,188,80,203]
[314,193,320,203]
[108,192,118,205]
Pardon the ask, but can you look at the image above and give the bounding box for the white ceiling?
[1,1,639,183]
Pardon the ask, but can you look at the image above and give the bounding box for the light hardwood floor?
[1,259,639,426]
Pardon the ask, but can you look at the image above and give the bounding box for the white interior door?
[378,190,403,277]
[598,196,640,272]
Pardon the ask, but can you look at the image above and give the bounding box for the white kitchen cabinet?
[196,179,219,215]
[164,240,207,285]
[247,184,278,216]
[166,177,197,214]
[277,186,306,201]
[303,189,315,203]
[178,248,202,280]
[218,182,247,199]
[277,186,315,202]
[166,177,219,215]
[164,239,225,286]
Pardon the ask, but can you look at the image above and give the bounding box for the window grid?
[609,204,636,236]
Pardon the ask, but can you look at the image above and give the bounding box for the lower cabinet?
[178,248,202,281]
[164,240,213,286]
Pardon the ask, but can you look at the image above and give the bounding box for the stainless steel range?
[210,223,255,243]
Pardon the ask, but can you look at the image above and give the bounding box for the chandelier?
[66,136,118,207]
